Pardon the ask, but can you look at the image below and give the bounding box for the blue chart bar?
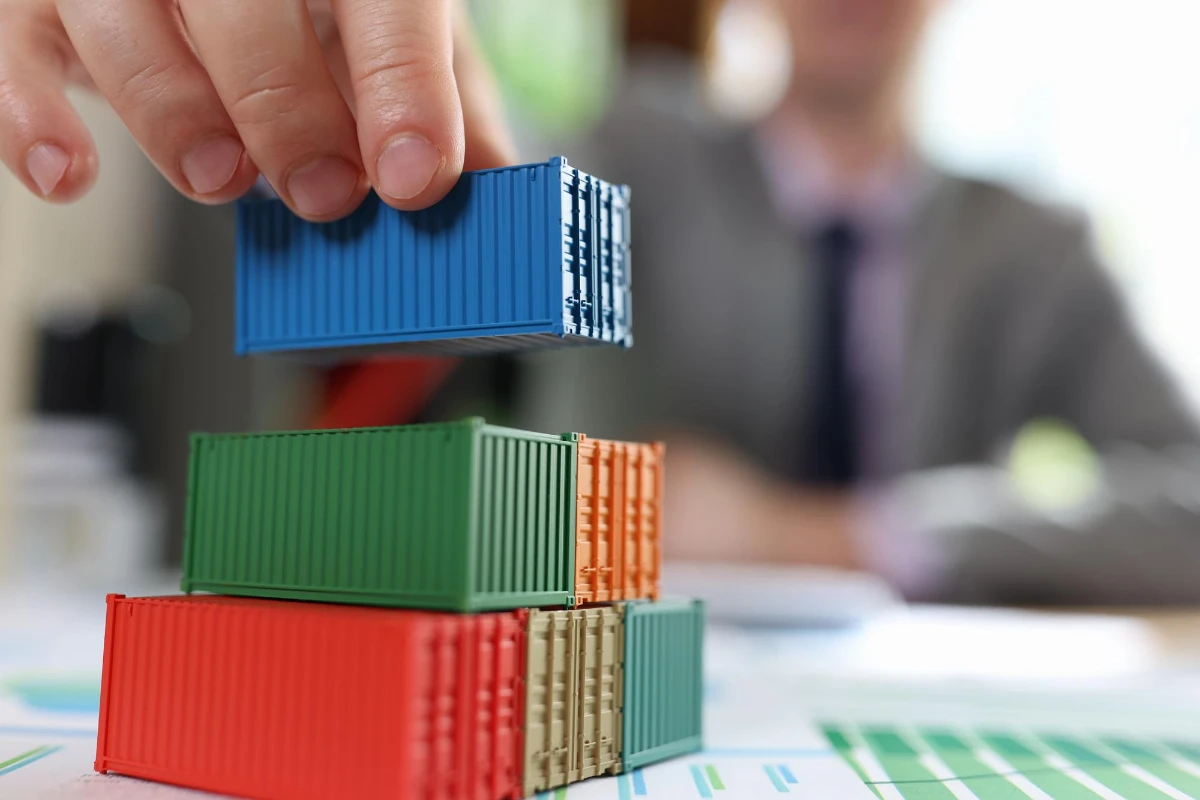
[618,773,633,800]
[690,764,714,798]
[632,769,648,795]
[778,764,798,784]
[763,765,790,793]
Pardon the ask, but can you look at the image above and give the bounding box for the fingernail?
[181,135,243,195]
[376,133,442,201]
[285,156,361,218]
[26,143,70,197]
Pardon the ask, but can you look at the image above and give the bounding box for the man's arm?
[887,234,1200,605]
[664,229,1200,606]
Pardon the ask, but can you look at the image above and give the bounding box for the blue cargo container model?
[236,157,632,358]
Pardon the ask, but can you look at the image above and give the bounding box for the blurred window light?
[1006,418,1101,511]
[703,0,791,122]
[911,0,1200,407]
[468,0,621,136]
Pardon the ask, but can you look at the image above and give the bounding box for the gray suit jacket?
[434,62,1200,606]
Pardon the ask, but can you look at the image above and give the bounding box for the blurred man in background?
[430,0,1200,605]
[4,0,1200,606]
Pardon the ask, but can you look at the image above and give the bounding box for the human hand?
[0,0,515,219]
[663,437,862,569]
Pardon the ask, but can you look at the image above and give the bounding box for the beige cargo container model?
[523,606,624,794]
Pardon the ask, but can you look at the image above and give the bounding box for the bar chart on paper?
[18,741,878,798]
[824,723,1200,800]
[527,749,876,799]
[26,727,1200,800]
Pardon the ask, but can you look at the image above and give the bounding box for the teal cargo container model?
[182,418,578,612]
[622,599,705,770]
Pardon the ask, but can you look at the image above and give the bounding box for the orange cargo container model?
[96,595,526,800]
[573,436,664,605]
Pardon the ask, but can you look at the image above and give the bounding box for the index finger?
[331,0,465,210]
[178,0,368,221]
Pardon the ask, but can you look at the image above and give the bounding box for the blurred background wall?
[1,0,1197,585]
[0,92,167,587]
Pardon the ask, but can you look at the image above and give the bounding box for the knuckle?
[113,59,185,108]
[352,48,453,104]
[225,65,307,127]
[0,75,23,122]
[350,30,450,95]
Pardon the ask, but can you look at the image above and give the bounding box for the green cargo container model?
[182,418,578,612]
[622,599,705,771]
[523,606,624,795]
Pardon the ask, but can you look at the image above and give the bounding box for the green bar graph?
[824,723,882,797]
[822,723,1200,800]
[1106,738,1200,797]
[921,729,1029,800]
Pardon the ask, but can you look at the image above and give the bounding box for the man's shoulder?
[933,169,1091,255]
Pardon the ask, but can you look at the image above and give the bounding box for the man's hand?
[0,0,515,219]
[664,437,863,570]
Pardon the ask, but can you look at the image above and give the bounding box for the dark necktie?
[802,218,862,486]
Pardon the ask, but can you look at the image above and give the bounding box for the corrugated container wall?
[523,606,623,795]
[622,600,705,770]
[182,418,577,611]
[236,157,632,357]
[95,594,526,800]
[573,437,663,604]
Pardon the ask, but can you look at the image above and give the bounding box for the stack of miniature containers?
[94,159,704,799]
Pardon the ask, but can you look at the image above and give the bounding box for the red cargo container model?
[573,437,664,605]
[96,594,526,800]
